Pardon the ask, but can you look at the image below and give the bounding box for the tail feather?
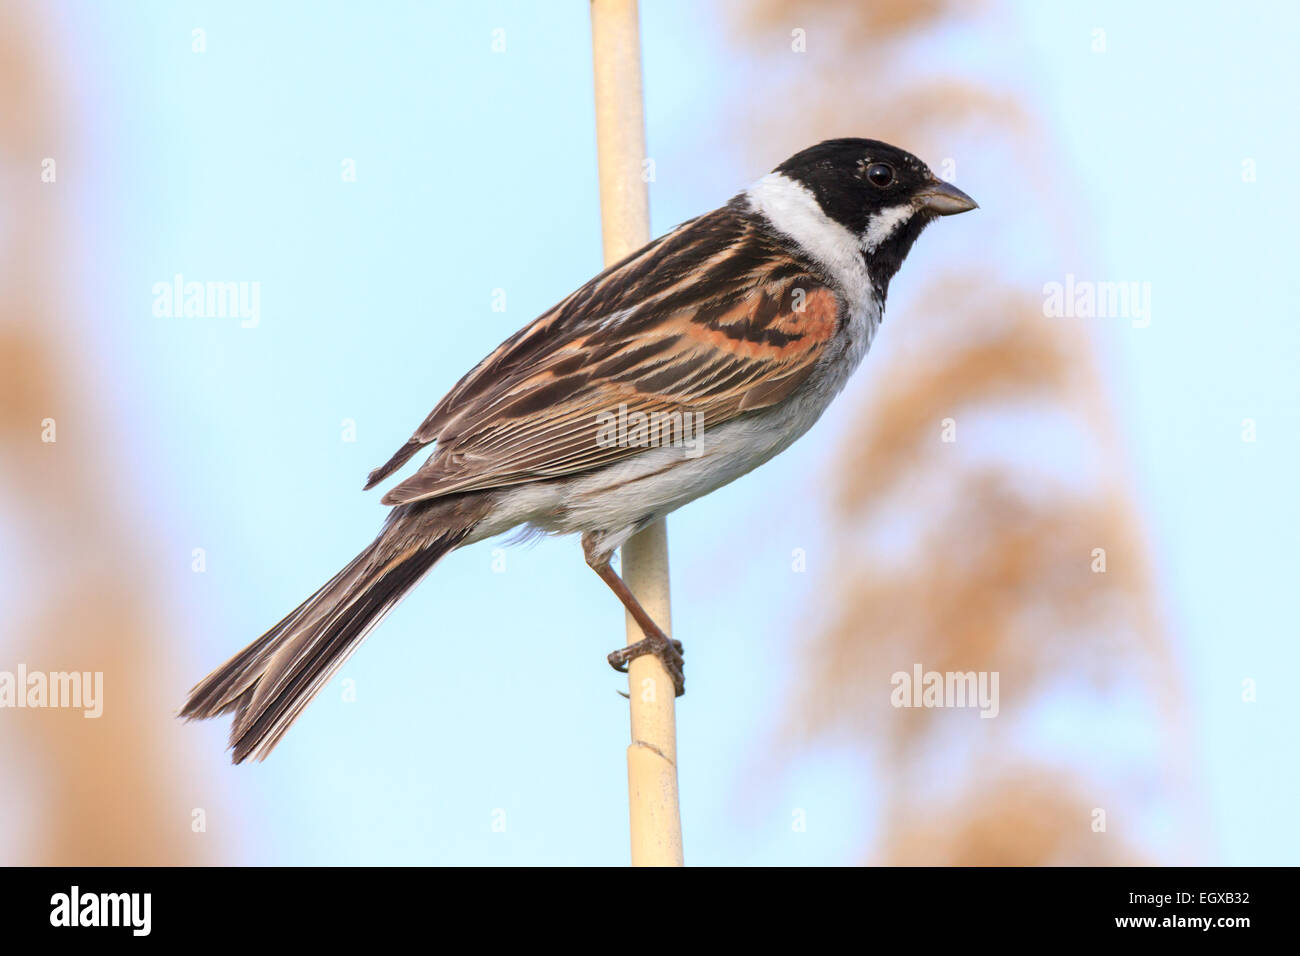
[181,501,481,763]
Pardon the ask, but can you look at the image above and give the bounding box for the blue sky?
[36,0,1300,864]
[1017,1,1300,865]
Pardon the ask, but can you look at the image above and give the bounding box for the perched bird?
[181,138,977,762]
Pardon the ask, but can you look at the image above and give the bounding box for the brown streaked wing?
[378,254,843,505]
[363,210,720,490]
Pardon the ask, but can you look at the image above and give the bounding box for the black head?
[773,138,976,295]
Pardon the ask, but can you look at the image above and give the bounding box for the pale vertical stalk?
[589,0,684,867]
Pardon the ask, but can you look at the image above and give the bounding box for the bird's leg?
[583,533,684,697]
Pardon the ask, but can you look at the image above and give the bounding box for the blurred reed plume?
[0,2,210,865]
[732,0,1203,863]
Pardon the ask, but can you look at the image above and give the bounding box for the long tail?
[180,496,488,763]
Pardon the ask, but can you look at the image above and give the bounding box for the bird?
[180,137,977,763]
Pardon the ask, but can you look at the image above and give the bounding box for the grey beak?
[915,179,978,216]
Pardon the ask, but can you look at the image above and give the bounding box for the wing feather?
[369,205,844,505]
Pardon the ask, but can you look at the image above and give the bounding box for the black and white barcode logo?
[49,886,151,937]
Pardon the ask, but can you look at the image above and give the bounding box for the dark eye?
[866,163,895,188]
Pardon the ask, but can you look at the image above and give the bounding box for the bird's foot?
[607,635,685,697]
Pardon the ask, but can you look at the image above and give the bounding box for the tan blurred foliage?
[0,2,209,865]
[733,1,1200,863]
[879,766,1143,866]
